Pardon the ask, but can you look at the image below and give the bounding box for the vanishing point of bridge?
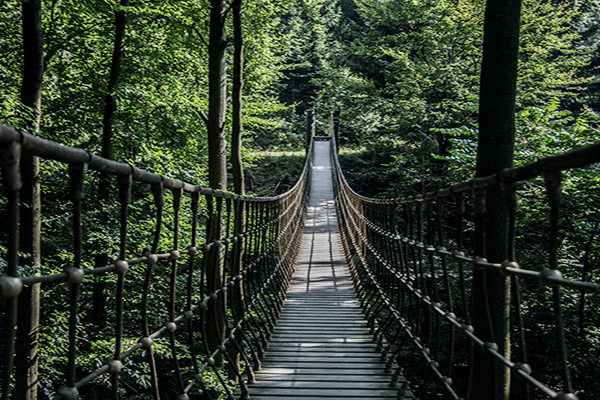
[244,140,409,399]
[1,122,600,400]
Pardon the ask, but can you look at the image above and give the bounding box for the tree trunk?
[98,0,128,196]
[231,0,245,197]
[206,0,228,366]
[469,1,521,399]
[228,0,246,378]
[15,0,44,398]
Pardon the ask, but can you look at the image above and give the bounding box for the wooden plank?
[246,388,399,397]
[252,373,401,383]
[248,381,399,389]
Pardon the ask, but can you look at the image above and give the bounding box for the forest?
[1,0,599,399]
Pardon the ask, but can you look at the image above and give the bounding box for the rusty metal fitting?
[452,250,465,259]
[483,342,499,352]
[501,260,520,276]
[139,337,153,349]
[472,256,487,270]
[169,250,180,260]
[114,260,129,274]
[56,385,79,400]
[512,362,532,375]
[0,275,23,298]
[107,359,122,373]
[539,268,563,287]
[66,267,85,284]
[144,253,158,265]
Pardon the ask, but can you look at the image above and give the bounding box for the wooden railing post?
[305,109,315,152]
[332,110,340,152]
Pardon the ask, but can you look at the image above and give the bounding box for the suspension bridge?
[0,121,599,400]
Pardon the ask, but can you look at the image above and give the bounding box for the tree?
[205,0,228,364]
[15,0,44,398]
[470,0,521,399]
[98,0,129,197]
[232,0,245,197]
[229,0,246,377]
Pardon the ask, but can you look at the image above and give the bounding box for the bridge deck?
[246,141,410,399]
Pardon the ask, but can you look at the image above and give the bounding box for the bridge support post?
[305,109,315,152]
[332,110,340,152]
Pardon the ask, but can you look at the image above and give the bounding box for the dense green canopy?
[1,0,599,398]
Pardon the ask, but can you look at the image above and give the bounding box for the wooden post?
[306,109,315,152]
[332,110,340,152]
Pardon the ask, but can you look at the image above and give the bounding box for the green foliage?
[245,153,305,196]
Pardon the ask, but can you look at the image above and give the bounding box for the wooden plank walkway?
[245,140,411,399]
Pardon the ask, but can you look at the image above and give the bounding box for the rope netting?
[0,125,311,399]
[332,139,600,400]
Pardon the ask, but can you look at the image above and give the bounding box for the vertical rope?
[502,182,529,400]
[543,171,573,393]
[187,191,200,375]
[141,181,163,399]
[66,163,87,387]
[112,173,131,399]
[168,187,185,393]
[453,191,470,325]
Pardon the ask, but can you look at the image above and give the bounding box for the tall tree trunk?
[228,0,246,377]
[98,0,128,196]
[206,0,228,365]
[231,0,245,197]
[15,0,44,398]
[469,1,521,399]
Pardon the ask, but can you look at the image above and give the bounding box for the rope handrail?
[0,124,312,399]
[330,137,600,400]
